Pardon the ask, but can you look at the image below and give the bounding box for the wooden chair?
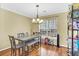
[8,35,24,56]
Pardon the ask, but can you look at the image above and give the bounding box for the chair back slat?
[25,32,29,37]
[8,35,16,48]
[17,32,29,38]
[17,33,25,38]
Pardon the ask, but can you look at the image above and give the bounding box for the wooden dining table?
[15,35,41,56]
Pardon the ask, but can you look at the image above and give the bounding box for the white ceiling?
[1,3,70,18]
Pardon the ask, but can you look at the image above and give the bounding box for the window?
[39,17,57,36]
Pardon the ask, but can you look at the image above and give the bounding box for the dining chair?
[26,39,39,53]
[33,37,40,48]
[25,32,29,37]
[8,35,24,56]
[26,37,40,54]
[31,32,40,49]
[17,33,39,55]
[17,33,25,38]
[17,32,34,55]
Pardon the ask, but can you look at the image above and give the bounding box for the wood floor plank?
[0,44,68,56]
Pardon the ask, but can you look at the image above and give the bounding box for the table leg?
[22,41,26,56]
[39,36,41,56]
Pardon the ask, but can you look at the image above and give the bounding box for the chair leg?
[27,46,29,55]
[22,47,24,56]
[18,48,20,56]
[11,48,13,56]
[22,47,26,56]
[12,49,15,56]
[14,49,16,56]
[35,42,39,49]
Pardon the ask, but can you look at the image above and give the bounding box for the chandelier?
[32,5,43,23]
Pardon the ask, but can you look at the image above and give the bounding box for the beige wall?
[57,12,68,47]
[0,8,32,50]
[32,12,68,47]
[31,23,39,33]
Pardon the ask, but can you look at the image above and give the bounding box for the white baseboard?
[60,45,67,48]
[0,47,10,52]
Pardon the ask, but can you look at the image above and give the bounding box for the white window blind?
[39,17,57,36]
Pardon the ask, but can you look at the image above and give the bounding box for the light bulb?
[32,19,35,22]
[39,19,43,23]
[37,18,40,22]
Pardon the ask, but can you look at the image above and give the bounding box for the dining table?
[15,35,41,56]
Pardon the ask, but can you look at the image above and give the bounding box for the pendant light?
[32,5,43,23]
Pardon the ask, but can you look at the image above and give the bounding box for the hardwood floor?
[0,44,68,56]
